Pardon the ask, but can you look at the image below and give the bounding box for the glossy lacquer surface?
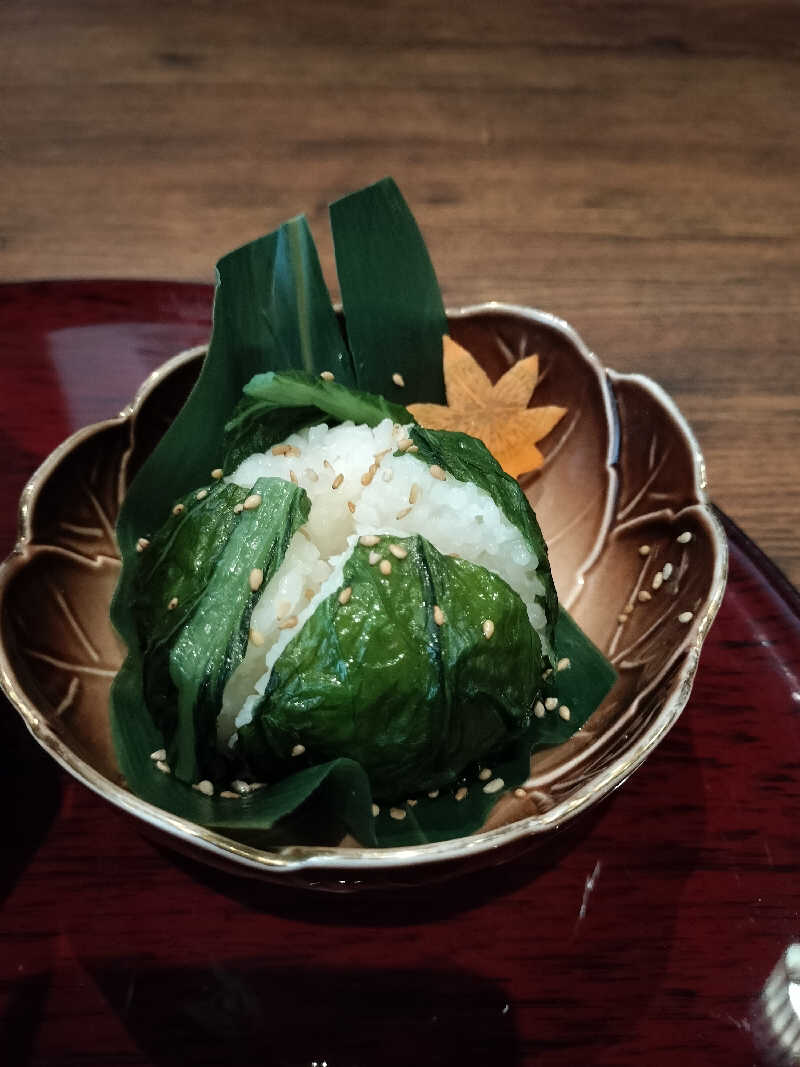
[1,282,799,1065]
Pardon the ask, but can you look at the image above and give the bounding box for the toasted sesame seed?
[371,803,380,816]
[557,657,571,672]
[427,789,440,798]
[304,588,314,601]
[338,586,352,605]
[243,494,262,510]
[156,760,171,774]
[482,619,495,639]
[249,567,264,591]
[409,483,421,505]
[392,372,405,387]
[331,473,344,490]
[618,613,628,624]
[360,535,381,546]
[172,503,185,516]
[448,552,460,558]
[678,610,694,623]
[347,500,356,513]
[677,531,693,544]
[305,468,319,482]
[192,779,214,796]
[407,798,418,807]
[429,464,446,481]
[219,790,239,799]
[277,615,299,630]
[289,470,298,485]
[211,467,223,480]
[638,590,652,602]
[396,506,412,520]
[662,562,674,580]
[196,489,208,500]
[291,744,305,757]
[389,807,406,821]
[389,543,407,559]
[558,705,571,721]
[545,697,559,711]
[483,777,504,795]
[368,550,381,566]
[382,469,393,482]
[276,600,291,620]
[136,537,150,552]
[652,572,664,591]
[625,601,635,614]
[534,701,546,718]
[478,767,493,781]
[514,788,527,799]
[379,559,392,576]
[408,445,419,453]
[320,370,335,381]
[233,503,244,513]
[231,779,251,794]
[433,604,445,625]
[249,628,264,646]
[397,438,413,451]
[360,469,374,486]
[167,596,179,611]
[638,544,651,556]
[455,786,468,802]
[150,748,166,761]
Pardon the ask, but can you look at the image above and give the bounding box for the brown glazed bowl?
[0,304,727,889]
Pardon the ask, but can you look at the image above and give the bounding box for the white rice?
[217,419,549,745]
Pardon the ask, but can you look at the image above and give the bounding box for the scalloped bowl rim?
[0,303,728,875]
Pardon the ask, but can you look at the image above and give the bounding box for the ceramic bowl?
[0,304,727,889]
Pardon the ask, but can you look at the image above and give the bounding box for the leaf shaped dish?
[0,305,726,889]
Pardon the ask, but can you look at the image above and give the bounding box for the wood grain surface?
[0,1,798,586]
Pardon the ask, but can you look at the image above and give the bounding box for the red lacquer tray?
[1,282,798,1066]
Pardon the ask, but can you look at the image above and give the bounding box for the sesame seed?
[677,531,693,544]
[382,469,393,483]
[277,615,299,630]
[514,788,527,799]
[196,489,208,500]
[639,544,651,556]
[409,483,421,504]
[211,467,223,480]
[433,604,445,625]
[379,559,392,576]
[662,562,674,580]
[448,552,460,559]
[136,537,150,552]
[371,803,380,816]
[397,438,413,451]
[678,611,694,624]
[557,657,571,672]
[455,787,468,802]
[192,779,214,796]
[483,777,504,794]
[360,535,381,546]
[360,469,374,486]
[331,473,344,490]
[545,697,559,711]
[482,619,495,639]
[172,503,185,516]
[392,372,405,387]
[368,550,382,566]
[220,790,239,799]
[374,449,392,462]
[429,464,446,481]
[428,789,440,798]
[289,470,298,485]
[558,705,571,721]
[304,588,315,601]
[249,628,264,646]
[652,572,664,591]
[396,506,412,520]
[389,807,406,820]
[618,613,629,624]
[249,567,263,591]
[320,370,335,381]
[233,503,244,513]
[291,744,305,757]
[167,596,178,611]
[276,600,291,619]
[543,668,553,679]
[338,586,352,605]
[347,500,356,513]
[243,494,262,510]
[156,760,171,774]
[408,445,419,453]
[231,779,251,795]
[534,701,545,718]
[305,468,319,482]
[150,749,166,761]
[638,590,652,602]
[389,543,408,559]
[625,601,635,614]
[478,767,492,781]
[407,798,418,807]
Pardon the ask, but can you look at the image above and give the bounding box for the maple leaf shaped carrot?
[408,336,566,479]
